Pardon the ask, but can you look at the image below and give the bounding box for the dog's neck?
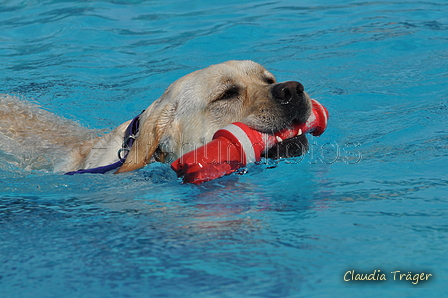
[64,111,144,175]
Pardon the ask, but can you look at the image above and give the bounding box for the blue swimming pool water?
[1,0,447,297]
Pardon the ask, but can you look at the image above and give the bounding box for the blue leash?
[65,112,142,175]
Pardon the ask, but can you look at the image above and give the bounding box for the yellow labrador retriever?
[0,60,311,174]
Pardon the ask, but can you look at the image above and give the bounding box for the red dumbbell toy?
[171,99,329,184]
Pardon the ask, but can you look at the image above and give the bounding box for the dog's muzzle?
[272,81,305,105]
[265,81,312,159]
[270,80,311,126]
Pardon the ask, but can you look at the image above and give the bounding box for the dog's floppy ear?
[115,99,177,174]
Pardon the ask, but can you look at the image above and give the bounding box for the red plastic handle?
[171,99,329,184]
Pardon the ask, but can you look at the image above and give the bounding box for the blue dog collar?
[65,111,143,175]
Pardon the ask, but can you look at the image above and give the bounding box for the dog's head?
[116,60,311,173]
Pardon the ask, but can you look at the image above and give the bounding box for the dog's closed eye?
[216,86,240,101]
[264,77,275,85]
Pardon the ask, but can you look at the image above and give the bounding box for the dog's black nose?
[272,81,304,105]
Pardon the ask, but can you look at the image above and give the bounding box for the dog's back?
[0,94,97,171]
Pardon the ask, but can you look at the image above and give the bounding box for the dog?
[0,60,311,174]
